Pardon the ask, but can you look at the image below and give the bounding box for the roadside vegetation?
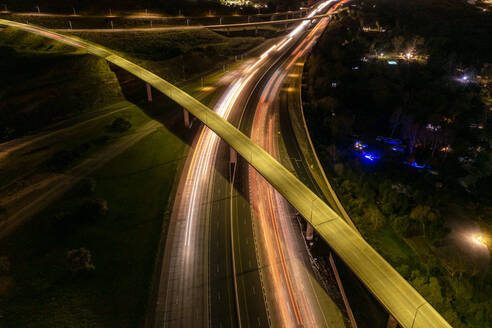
[0,26,188,327]
[303,0,491,327]
[70,28,264,83]
[0,128,186,327]
[0,27,124,141]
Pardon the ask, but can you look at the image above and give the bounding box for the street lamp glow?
[472,234,486,246]
[406,52,412,59]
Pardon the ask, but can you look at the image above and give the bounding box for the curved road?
[0,8,453,327]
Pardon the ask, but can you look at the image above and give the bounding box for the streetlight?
[472,234,487,246]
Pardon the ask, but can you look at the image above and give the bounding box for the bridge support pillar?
[183,108,190,128]
[146,83,152,102]
[229,147,237,165]
[306,222,314,241]
[386,315,398,328]
[329,252,358,328]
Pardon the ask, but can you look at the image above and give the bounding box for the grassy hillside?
[0,24,188,328]
[0,28,124,141]
[0,127,186,328]
[70,29,264,82]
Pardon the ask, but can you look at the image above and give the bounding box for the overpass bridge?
[48,10,348,33]
[0,19,453,328]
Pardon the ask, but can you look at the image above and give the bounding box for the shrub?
[0,206,7,220]
[78,178,96,195]
[0,256,10,274]
[66,248,95,273]
[110,118,131,132]
[80,198,108,221]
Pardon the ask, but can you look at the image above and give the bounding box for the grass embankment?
[0,128,185,327]
[0,27,187,327]
[0,28,123,141]
[69,29,264,83]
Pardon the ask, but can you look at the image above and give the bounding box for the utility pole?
[68,20,72,30]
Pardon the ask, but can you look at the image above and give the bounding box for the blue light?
[363,153,380,161]
[410,162,426,169]
[387,61,398,65]
[392,146,405,152]
[376,137,402,145]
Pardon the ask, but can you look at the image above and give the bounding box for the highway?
[233,9,349,328]
[0,7,453,327]
[153,2,343,327]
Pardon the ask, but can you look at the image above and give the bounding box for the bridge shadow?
[109,63,251,200]
[109,64,198,147]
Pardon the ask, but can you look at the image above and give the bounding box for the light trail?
[181,0,340,252]
[250,71,312,327]
[247,1,349,327]
[167,0,344,326]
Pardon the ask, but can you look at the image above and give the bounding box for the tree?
[0,256,10,274]
[401,115,423,154]
[0,206,7,220]
[391,36,405,53]
[78,178,96,195]
[111,117,131,132]
[389,107,404,137]
[80,198,108,221]
[66,248,95,273]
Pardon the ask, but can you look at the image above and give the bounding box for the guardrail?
[0,19,452,328]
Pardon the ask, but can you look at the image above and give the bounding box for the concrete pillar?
[306,223,314,241]
[146,83,152,102]
[230,147,237,164]
[329,252,358,328]
[386,315,398,328]
[183,108,190,128]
